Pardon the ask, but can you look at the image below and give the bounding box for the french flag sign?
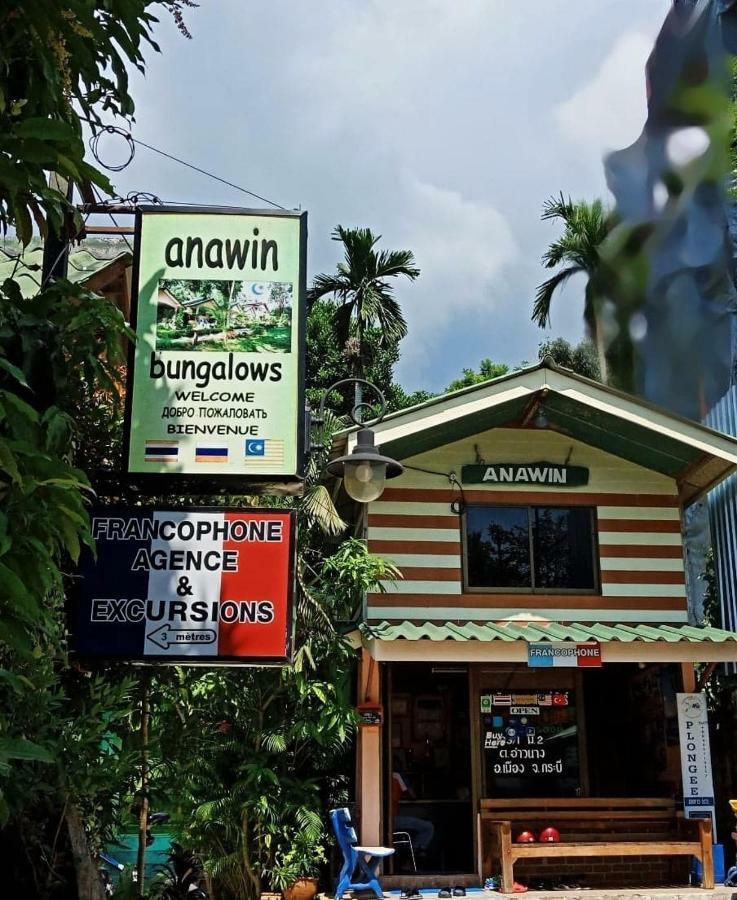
[73,507,295,664]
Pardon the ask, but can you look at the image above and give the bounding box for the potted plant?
[272,830,327,900]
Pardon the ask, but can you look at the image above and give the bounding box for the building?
[338,358,737,889]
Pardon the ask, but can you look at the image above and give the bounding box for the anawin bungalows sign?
[461,463,589,486]
[125,206,306,482]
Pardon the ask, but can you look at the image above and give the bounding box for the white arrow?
[146,624,217,651]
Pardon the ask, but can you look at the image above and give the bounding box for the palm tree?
[533,194,612,379]
[308,226,419,412]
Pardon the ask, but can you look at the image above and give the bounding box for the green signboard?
[125,207,306,484]
[461,463,589,486]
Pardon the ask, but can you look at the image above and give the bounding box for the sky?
[106,0,673,393]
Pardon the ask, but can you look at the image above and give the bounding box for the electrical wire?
[88,126,136,172]
[91,184,134,253]
[86,122,287,210]
[402,464,466,514]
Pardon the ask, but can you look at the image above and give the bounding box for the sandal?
[513,884,528,894]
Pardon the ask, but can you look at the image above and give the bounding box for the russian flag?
[195,444,229,463]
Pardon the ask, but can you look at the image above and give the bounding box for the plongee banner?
[676,692,716,831]
[125,207,306,480]
[72,507,295,664]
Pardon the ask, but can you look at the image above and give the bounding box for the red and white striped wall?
[365,431,687,624]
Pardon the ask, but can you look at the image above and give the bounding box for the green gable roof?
[336,358,737,503]
[361,620,737,643]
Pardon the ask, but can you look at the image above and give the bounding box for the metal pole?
[136,671,151,898]
[41,174,73,285]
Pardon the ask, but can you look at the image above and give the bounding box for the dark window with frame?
[464,505,597,592]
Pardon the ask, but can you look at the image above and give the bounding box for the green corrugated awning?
[360,620,737,643]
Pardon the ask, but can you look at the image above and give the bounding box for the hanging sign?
[461,463,589,486]
[72,506,295,664]
[528,642,602,667]
[676,693,716,832]
[125,206,306,485]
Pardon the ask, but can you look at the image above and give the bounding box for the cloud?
[393,175,518,383]
[553,32,654,156]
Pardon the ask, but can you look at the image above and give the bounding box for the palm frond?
[361,288,408,343]
[307,273,349,304]
[375,248,420,280]
[532,265,584,328]
[300,484,346,536]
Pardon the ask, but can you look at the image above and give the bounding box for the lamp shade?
[343,459,387,503]
[326,427,403,503]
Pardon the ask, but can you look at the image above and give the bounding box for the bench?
[477,798,713,893]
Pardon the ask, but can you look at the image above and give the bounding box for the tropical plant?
[307,226,419,409]
[537,337,601,381]
[151,540,399,900]
[445,358,510,392]
[532,194,612,380]
[149,842,208,899]
[0,2,195,897]
[270,827,327,891]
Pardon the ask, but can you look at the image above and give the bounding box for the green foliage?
[0,1,195,895]
[148,842,208,899]
[149,540,399,900]
[533,194,612,381]
[537,337,601,380]
[445,358,510,392]
[0,1,196,244]
[321,538,402,605]
[308,226,419,387]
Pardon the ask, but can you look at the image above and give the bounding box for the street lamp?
[315,378,404,503]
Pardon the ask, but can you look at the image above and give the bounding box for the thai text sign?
[528,642,602,667]
[676,693,716,830]
[125,207,306,480]
[461,463,589,486]
[72,507,295,664]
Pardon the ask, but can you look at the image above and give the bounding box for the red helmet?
[539,827,560,843]
[516,831,536,843]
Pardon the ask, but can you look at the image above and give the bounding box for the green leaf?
[0,737,54,764]
[14,117,78,142]
[0,357,30,389]
[0,438,21,484]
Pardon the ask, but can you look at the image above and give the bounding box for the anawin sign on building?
[125,206,306,482]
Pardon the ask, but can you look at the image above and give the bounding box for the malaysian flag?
[195,444,229,463]
[244,439,285,467]
[144,440,179,463]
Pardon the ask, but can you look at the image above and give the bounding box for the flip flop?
[513,884,528,894]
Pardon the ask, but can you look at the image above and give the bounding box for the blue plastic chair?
[330,807,394,900]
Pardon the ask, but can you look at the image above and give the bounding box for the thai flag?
[195,445,229,463]
[144,440,179,462]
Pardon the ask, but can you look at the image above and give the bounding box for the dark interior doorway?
[387,663,474,874]
[583,663,680,797]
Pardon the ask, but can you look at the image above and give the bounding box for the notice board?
[481,690,580,797]
[125,206,306,486]
[72,506,295,664]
